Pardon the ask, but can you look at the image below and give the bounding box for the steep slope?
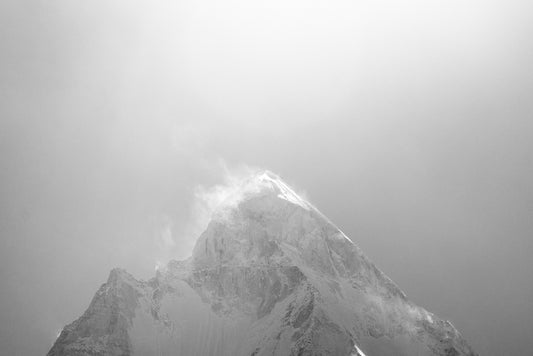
[48,171,477,356]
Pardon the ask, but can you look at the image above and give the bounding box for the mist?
[1,0,533,355]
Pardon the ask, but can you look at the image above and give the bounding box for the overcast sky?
[1,0,533,355]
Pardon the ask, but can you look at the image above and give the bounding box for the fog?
[1,0,532,355]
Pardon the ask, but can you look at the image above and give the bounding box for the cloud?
[187,161,261,236]
[151,215,176,257]
[159,224,175,248]
[150,215,179,271]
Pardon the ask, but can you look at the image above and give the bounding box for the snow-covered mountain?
[48,171,477,356]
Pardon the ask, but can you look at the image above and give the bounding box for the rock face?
[48,171,477,356]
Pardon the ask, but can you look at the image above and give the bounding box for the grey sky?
[1,0,532,355]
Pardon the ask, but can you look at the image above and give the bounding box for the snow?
[353,344,368,356]
[256,171,312,211]
[48,170,477,356]
[207,170,312,221]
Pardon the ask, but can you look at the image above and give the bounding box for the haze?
[1,0,532,355]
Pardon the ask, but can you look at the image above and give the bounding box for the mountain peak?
[253,170,312,210]
[192,170,353,273]
[49,169,478,356]
[211,170,312,218]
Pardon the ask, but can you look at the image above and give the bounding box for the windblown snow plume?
[195,166,260,218]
